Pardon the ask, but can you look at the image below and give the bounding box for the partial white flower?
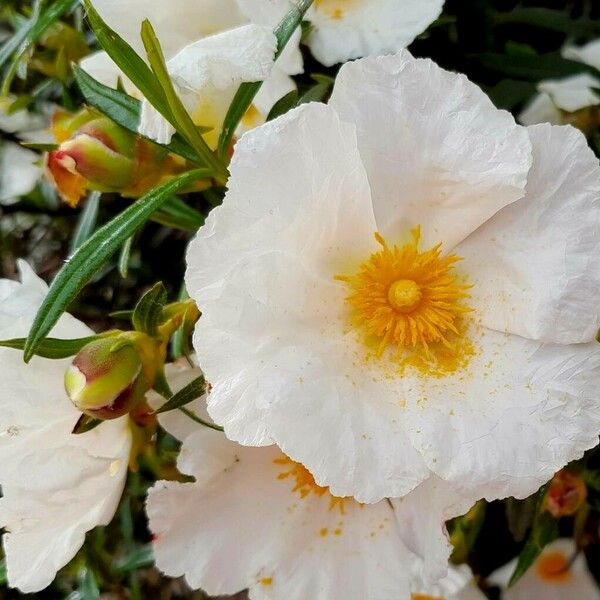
[185,51,600,577]
[301,0,445,66]
[83,0,303,144]
[0,262,131,593]
[0,142,43,205]
[519,39,600,125]
[413,565,486,600]
[488,539,600,600]
[147,364,483,599]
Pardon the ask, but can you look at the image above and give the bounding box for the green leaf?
[139,20,227,182]
[0,335,99,359]
[78,567,100,600]
[113,545,154,574]
[23,169,208,362]
[72,414,103,435]
[73,64,199,163]
[21,141,59,152]
[70,191,101,254]
[132,282,167,336]
[449,500,487,563]
[151,195,205,231]
[506,495,538,543]
[82,0,171,120]
[487,79,537,110]
[509,484,559,586]
[109,309,134,321]
[118,235,134,278]
[495,8,600,37]
[266,89,299,121]
[157,374,206,414]
[217,0,315,157]
[0,559,7,586]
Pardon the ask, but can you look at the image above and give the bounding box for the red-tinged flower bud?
[545,469,587,518]
[65,338,147,420]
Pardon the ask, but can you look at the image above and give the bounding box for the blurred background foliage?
[0,0,599,597]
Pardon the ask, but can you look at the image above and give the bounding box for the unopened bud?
[65,338,147,419]
[545,469,587,518]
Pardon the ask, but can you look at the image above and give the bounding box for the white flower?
[519,39,600,125]
[185,49,600,552]
[0,142,42,205]
[488,538,600,600]
[0,262,131,593]
[82,0,302,144]
[147,364,484,599]
[298,0,445,66]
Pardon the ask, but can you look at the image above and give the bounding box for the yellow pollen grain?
[319,527,328,537]
[314,0,354,19]
[274,455,349,514]
[336,228,474,375]
[259,577,273,586]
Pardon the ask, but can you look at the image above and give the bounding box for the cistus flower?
[46,110,198,207]
[81,0,303,145]
[300,0,445,66]
[146,364,484,600]
[0,262,131,593]
[544,469,587,518]
[65,337,148,420]
[489,539,599,599]
[519,39,600,131]
[185,50,600,580]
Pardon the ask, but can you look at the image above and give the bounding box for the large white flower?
[185,51,600,523]
[488,538,600,599]
[298,0,445,66]
[147,364,485,599]
[520,39,600,125]
[0,262,131,593]
[83,0,302,145]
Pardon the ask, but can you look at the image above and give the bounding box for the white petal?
[458,124,600,344]
[79,50,132,90]
[147,426,417,599]
[490,539,600,600]
[413,564,485,600]
[0,103,46,135]
[89,0,245,58]
[138,24,277,143]
[0,142,42,205]
[402,326,600,501]
[538,73,600,113]
[0,264,130,593]
[305,0,444,66]
[329,51,532,250]
[562,39,600,70]
[392,476,478,583]
[518,92,563,126]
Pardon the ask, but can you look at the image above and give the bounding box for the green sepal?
[0,334,103,359]
[72,414,103,435]
[132,282,168,336]
[157,374,206,414]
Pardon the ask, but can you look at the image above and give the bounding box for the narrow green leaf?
[23,169,208,362]
[78,567,100,600]
[266,89,299,121]
[118,235,134,278]
[82,0,171,118]
[70,191,101,254]
[113,545,154,574]
[509,484,558,586]
[495,8,600,36]
[218,0,315,157]
[178,406,224,432]
[21,142,59,152]
[0,559,7,586]
[506,495,538,543]
[72,414,103,435]
[132,282,167,336]
[157,374,206,414]
[72,65,199,163]
[170,286,191,361]
[0,335,99,359]
[153,368,173,399]
[109,309,134,321]
[151,195,205,231]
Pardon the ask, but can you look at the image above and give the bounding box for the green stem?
[178,407,224,432]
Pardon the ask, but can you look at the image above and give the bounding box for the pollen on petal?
[536,551,573,583]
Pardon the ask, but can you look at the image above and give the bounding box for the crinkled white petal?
[413,564,485,600]
[138,24,277,143]
[0,262,131,593]
[489,539,600,600]
[329,51,532,249]
[537,73,600,113]
[393,475,478,584]
[0,142,42,205]
[89,0,245,58]
[458,124,600,344]
[402,325,600,501]
[518,92,563,126]
[305,0,444,67]
[562,39,600,70]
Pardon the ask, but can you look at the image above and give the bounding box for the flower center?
[274,455,346,513]
[336,228,473,373]
[536,551,572,583]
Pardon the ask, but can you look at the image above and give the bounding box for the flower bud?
[545,468,587,518]
[46,111,206,207]
[65,338,147,419]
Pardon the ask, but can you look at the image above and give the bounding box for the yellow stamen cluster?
[274,455,346,513]
[336,229,471,358]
